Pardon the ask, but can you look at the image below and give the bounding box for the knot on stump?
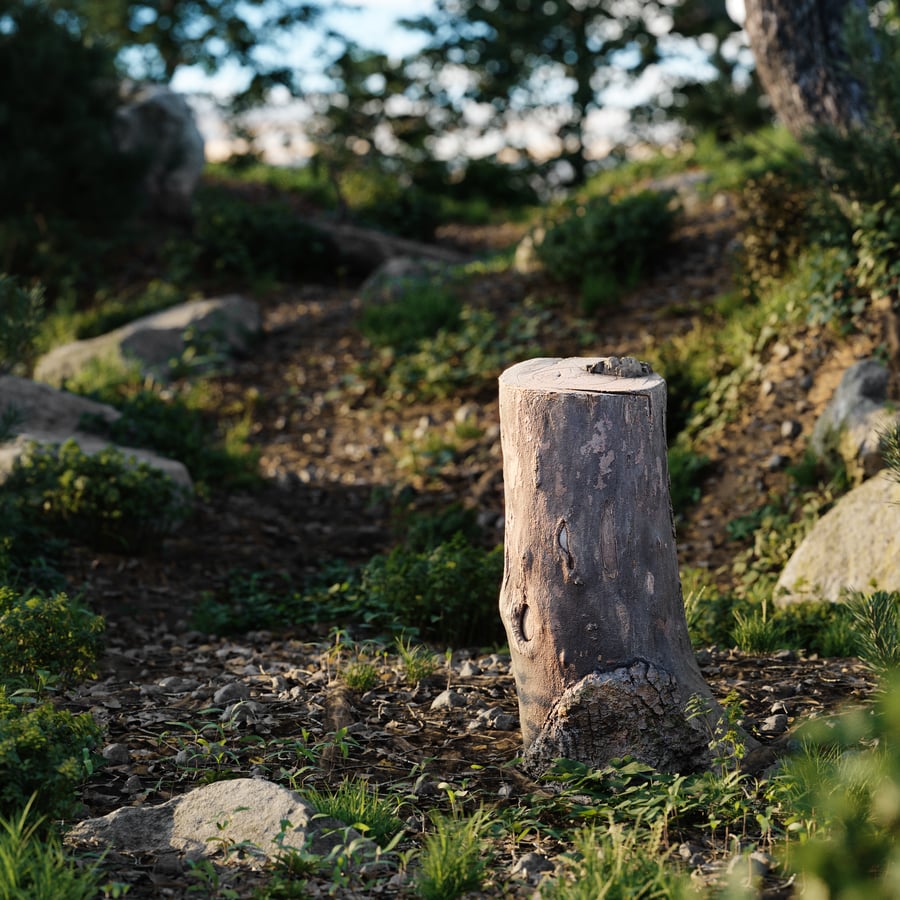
[522,659,713,777]
[586,357,652,378]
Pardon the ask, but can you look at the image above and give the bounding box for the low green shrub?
[0,689,101,821]
[360,282,462,353]
[363,305,546,404]
[167,186,342,287]
[5,439,192,553]
[536,190,679,314]
[312,534,505,646]
[0,275,44,376]
[0,588,104,688]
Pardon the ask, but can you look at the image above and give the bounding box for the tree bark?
[498,357,741,776]
[743,0,870,136]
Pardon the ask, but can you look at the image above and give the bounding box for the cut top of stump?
[500,357,661,395]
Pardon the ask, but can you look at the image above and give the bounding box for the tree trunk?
[743,0,870,136]
[498,357,741,776]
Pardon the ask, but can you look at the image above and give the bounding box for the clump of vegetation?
[0,276,44,376]
[303,777,403,847]
[360,281,462,354]
[4,440,192,553]
[0,588,104,688]
[416,807,491,900]
[0,799,102,898]
[0,689,101,822]
[536,190,679,313]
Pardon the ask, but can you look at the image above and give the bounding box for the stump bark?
[498,357,732,776]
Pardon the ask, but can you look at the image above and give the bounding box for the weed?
[416,807,491,900]
[0,797,101,899]
[303,777,403,848]
[396,636,439,685]
[541,818,694,899]
[341,659,380,692]
[732,599,783,654]
[0,275,44,375]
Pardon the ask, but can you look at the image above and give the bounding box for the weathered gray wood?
[498,357,733,775]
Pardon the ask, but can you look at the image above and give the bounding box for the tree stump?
[498,357,733,776]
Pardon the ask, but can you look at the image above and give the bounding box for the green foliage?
[541,819,693,900]
[4,439,191,553]
[0,1,144,227]
[850,184,900,300]
[80,385,260,491]
[303,777,402,847]
[667,441,710,518]
[882,421,900,483]
[363,305,545,404]
[0,689,101,821]
[536,191,679,313]
[341,658,380,692]
[308,534,505,646]
[0,588,104,688]
[771,674,900,898]
[0,798,101,899]
[191,569,298,635]
[395,636,439,685]
[735,171,816,291]
[846,590,900,675]
[360,283,462,354]
[416,807,490,900]
[0,276,44,376]
[167,186,342,287]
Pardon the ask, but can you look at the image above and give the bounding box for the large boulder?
[774,471,900,605]
[116,84,205,221]
[810,359,900,483]
[34,295,260,387]
[0,374,192,491]
[66,778,368,864]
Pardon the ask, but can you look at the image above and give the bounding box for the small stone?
[213,682,251,705]
[770,701,789,715]
[764,453,789,470]
[158,675,200,693]
[221,700,265,723]
[772,341,792,361]
[124,774,143,794]
[101,743,131,765]
[773,649,797,661]
[509,851,554,882]
[760,380,775,397]
[780,420,801,440]
[760,714,789,735]
[458,660,482,677]
[454,404,479,425]
[430,689,466,710]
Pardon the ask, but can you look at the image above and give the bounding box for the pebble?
[221,700,265,723]
[101,743,131,765]
[213,682,251,705]
[123,774,143,794]
[158,676,200,693]
[764,453,789,470]
[431,689,466,710]
[458,660,482,677]
[760,714,789,735]
[780,419,801,440]
[509,852,554,882]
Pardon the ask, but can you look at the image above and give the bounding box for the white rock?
[775,471,900,604]
[65,778,368,862]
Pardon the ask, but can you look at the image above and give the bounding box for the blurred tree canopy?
[37,0,326,107]
[398,0,768,186]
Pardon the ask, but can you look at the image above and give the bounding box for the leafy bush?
[536,190,679,313]
[0,588,104,688]
[312,534,505,646]
[80,388,260,491]
[0,690,101,821]
[5,440,191,553]
[167,186,342,286]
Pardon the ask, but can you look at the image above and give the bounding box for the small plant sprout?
[396,636,439,685]
[416,806,492,900]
